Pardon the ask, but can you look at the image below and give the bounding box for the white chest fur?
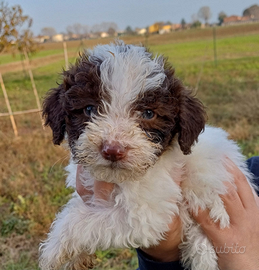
[40,126,254,270]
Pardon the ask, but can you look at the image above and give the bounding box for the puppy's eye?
[142,109,155,120]
[84,105,97,117]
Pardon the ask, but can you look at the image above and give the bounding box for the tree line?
[41,22,119,40]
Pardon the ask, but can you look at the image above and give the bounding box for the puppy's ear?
[178,88,206,155]
[42,84,66,145]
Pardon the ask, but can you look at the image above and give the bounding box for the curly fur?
[40,41,255,270]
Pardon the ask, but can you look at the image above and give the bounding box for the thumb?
[76,165,93,201]
[94,180,115,201]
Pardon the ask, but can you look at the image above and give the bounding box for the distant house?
[63,34,70,41]
[222,4,259,26]
[68,34,81,40]
[100,32,109,38]
[171,24,182,31]
[159,24,172,34]
[52,34,64,42]
[136,28,147,35]
[222,15,256,25]
[117,31,125,36]
[149,22,163,34]
[34,35,49,43]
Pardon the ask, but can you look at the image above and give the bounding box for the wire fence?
[0,42,71,136]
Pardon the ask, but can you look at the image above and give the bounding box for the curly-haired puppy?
[39,41,255,270]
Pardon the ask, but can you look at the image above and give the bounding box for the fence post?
[23,50,44,129]
[0,72,18,137]
[213,27,217,67]
[23,50,41,110]
[63,42,69,70]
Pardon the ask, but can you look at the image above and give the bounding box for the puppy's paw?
[64,252,97,270]
[39,239,96,270]
[39,240,71,270]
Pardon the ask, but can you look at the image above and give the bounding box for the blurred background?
[0,0,259,269]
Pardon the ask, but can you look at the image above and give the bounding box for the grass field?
[0,24,259,270]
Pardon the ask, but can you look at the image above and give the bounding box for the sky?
[6,0,259,35]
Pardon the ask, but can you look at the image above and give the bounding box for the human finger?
[225,158,258,211]
[255,195,259,208]
[219,181,245,225]
[191,207,220,237]
[94,180,115,201]
[76,165,93,201]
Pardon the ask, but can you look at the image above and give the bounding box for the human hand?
[76,164,115,201]
[140,215,182,262]
[192,160,259,270]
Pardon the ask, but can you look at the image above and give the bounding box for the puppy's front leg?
[180,183,230,270]
[39,196,99,270]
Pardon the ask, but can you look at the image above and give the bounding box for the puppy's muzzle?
[101,141,127,162]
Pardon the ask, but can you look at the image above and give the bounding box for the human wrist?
[218,253,259,270]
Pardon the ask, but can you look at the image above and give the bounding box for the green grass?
[0,25,259,269]
[0,49,63,65]
[0,53,24,65]
[150,34,259,67]
[2,254,40,270]
[0,57,74,113]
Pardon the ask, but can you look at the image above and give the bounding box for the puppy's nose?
[101,141,126,162]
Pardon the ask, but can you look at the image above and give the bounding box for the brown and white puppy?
[39,41,254,270]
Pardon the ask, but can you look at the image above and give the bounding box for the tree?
[91,22,118,35]
[191,20,202,28]
[91,24,101,35]
[66,23,89,39]
[0,1,36,55]
[218,11,227,25]
[243,4,259,19]
[18,28,38,56]
[41,27,56,37]
[81,25,89,38]
[107,27,116,36]
[181,18,186,29]
[198,6,212,24]
[125,26,134,35]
